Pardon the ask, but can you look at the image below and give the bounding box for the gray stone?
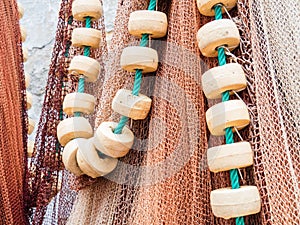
[20,0,60,139]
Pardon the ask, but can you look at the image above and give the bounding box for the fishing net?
[245,0,300,223]
[26,0,299,224]
[0,0,28,224]
[25,0,107,224]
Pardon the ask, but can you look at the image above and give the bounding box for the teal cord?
[114,0,156,134]
[217,46,226,66]
[214,4,223,20]
[85,16,91,29]
[74,16,91,117]
[215,5,244,225]
[132,69,143,95]
[113,116,129,134]
[148,0,156,11]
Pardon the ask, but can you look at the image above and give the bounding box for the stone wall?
[20,0,117,139]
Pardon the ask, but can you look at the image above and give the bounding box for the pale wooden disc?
[120,46,158,73]
[94,122,134,158]
[211,186,261,219]
[128,10,168,38]
[72,28,102,49]
[197,19,240,57]
[57,117,93,146]
[206,100,250,136]
[112,89,152,120]
[207,141,253,172]
[196,0,237,16]
[202,63,246,99]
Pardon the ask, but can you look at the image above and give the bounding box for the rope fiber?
[114,0,156,134]
[214,5,245,225]
[74,16,91,117]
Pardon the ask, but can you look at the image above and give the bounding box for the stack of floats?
[196,0,261,221]
[58,0,168,178]
[18,2,35,158]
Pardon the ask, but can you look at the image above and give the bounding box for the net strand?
[114,0,156,134]
[0,1,29,224]
[215,4,244,225]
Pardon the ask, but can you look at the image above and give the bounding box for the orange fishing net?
[26,0,300,224]
[25,0,107,224]
[0,0,28,224]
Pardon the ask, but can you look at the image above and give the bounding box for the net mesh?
[246,0,300,223]
[0,0,28,224]
[24,0,107,224]
[24,0,300,224]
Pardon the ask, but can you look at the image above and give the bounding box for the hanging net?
[0,0,28,224]
[26,0,299,224]
[25,0,107,224]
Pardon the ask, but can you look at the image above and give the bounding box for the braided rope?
[114,0,156,134]
[74,16,91,117]
[214,5,244,225]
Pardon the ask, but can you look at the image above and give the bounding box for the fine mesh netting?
[25,0,107,224]
[247,0,300,223]
[24,0,300,224]
[0,0,28,224]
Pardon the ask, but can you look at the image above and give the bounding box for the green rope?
[132,69,143,95]
[214,4,223,20]
[78,77,85,93]
[85,16,91,28]
[217,46,226,66]
[84,45,91,56]
[214,5,244,225]
[148,0,156,11]
[113,116,129,134]
[74,17,91,117]
[114,0,156,134]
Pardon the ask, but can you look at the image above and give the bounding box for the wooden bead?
[57,117,93,146]
[128,10,168,38]
[207,142,253,172]
[120,46,158,73]
[72,28,101,49]
[17,2,24,19]
[76,138,118,178]
[20,26,27,42]
[211,186,261,219]
[72,0,103,21]
[22,46,28,62]
[206,100,250,136]
[112,89,152,120]
[27,140,34,158]
[28,118,35,135]
[63,93,95,115]
[197,19,240,57]
[26,91,32,110]
[25,73,30,88]
[62,139,84,176]
[202,63,246,99]
[196,0,237,16]
[68,55,100,82]
[94,122,134,158]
